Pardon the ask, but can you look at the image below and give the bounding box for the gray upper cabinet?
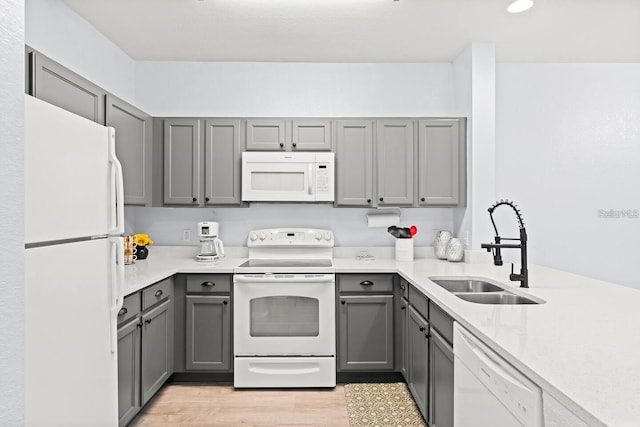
[418,119,465,206]
[204,119,242,205]
[164,119,201,205]
[246,119,287,151]
[335,120,374,206]
[29,50,106,124]
[376,119,414,206]
[106,95,152,206]
[185,295,231,371]
[291,119,332,151]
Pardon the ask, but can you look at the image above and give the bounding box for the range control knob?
[324,232,332,241]
[315,232,323,241]
[250,233,258,241]
[259,232,267,241]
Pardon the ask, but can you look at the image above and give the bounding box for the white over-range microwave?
[241,152,335,202]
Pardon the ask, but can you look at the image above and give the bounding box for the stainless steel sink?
[431,279,503,293]
[456,293,540,305]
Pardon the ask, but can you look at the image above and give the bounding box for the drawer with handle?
[338,274,394,293]
[142,278,172,310]
[186,274,232,294]
[117,292,141,326]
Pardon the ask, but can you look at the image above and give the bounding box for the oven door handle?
[234,275,334,284]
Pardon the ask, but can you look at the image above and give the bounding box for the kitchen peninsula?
[124,246,640,427]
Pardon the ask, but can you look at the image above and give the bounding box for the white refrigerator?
[24,95,125,426]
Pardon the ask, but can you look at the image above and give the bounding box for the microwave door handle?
[308,164,313,195]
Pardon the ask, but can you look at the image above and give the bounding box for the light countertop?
[124,246,640,427]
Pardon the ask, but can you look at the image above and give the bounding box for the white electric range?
[233,228,336,388]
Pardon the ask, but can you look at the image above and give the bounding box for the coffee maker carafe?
[196,221,225,262]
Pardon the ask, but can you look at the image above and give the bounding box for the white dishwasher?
[453,323,543,427]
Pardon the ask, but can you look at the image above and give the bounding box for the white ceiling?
[62,0,640,63]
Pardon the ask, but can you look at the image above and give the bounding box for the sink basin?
[431,279,503,293]
[456,293,540,305]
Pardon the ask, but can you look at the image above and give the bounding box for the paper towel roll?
[367,212,400,228]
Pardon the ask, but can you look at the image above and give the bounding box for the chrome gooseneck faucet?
[480,200,529,288]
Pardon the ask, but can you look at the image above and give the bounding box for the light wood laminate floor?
[131,384,350,426]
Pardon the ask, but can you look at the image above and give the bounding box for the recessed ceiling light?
[507,0,534,13]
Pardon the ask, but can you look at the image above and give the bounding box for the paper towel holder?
[367,208,402,228]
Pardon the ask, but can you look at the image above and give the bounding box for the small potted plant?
[134,233,153,260]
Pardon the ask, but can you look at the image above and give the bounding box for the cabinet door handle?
[421,197,426,202]
[137,322,143,328]
[292,142,297,148]
[360,280,374,286]
[202,281,215,287]
[118,307,128,316]
[425,333,429,339]
[419,326,425,332]
[367,199,372,203]
[400,284,405,290]
[341,300,346,305]
[279,142,284,148]
[379,197,384,202]
[223,300,228,305]
[155,289,163,297]
[192,197,198,203]
[205,197,210,202]
[145,319,152,324]
[401,306,406,310]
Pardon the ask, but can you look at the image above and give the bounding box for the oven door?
[233,274,335,356]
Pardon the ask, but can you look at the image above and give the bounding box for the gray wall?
[495,63,640,289]
[25,0,136,103]
[0,0,25,423]
[129,205,454,248]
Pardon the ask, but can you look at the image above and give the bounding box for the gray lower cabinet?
[117,280,173,426]
[27,49,106,124]
[376,119,414,206]
[398,297,409,380]
[141,298,173,405]
[334,120,374,206]
[163,118,201,205]
[204,119,242,205]
[430,328,454,427]
[106,95,152,206]
[428,301,455,427]
[117,316,141,427]
[338,295,394,370]
[407,305,429,419]
[185,295,231,371]
[417,119,466,206]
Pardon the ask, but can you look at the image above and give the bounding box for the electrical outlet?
[183,229,191,241]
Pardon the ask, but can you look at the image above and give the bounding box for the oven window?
[249,296,319,337]
[251,172,305,191]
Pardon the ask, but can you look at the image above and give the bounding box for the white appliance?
[241,152,335,202]
[233,228,336,388]
[196,221,225,262]
[453,323,543,427]
[24,95,125,426]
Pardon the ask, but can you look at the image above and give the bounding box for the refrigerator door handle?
[109,236,125,353]
[108,127,125,235]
